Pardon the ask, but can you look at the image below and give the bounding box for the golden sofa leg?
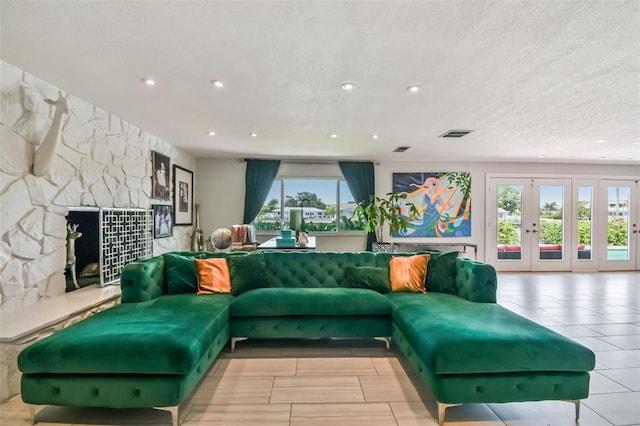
[163,405,179,426]
[569,400,580,420]
[374,336,391,349]
[437,402,461,425]
[29,404,42,424]
[230,337,248,353]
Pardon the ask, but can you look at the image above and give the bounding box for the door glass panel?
[577,186,592,260]
[607,186,630,260]
[497,185,523,260]
[539,185,564,260]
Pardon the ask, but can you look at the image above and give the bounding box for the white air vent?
[439,130,474,138]
[393,146,411,152]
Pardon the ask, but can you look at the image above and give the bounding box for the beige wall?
[195,158,639,259]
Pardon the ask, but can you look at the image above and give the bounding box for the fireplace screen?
[66,207,153,290]
[101,208,153,285]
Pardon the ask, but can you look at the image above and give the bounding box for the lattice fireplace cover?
[100,208,153,285]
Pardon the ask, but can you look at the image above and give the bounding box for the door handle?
[525,229,531,233]
[532,230,538,233]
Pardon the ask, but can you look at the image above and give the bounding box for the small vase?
[297,232,309,248]
[192,203,204,251]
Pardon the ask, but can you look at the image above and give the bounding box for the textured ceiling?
[1,1,639,164]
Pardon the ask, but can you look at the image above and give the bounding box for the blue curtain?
[243,159,281,224]
[339,161,375,251]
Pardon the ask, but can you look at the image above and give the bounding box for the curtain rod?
[240,158,379,165]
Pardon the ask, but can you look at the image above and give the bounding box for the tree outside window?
[254,179,364,232]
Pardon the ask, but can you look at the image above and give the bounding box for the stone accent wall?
[0,60,195,312]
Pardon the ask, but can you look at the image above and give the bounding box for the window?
[254,178,364,232]
[577,186,592,260]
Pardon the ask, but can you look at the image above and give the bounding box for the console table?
[257,236,316,251]
[392,242,477,259]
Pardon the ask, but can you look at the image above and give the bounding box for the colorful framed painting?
[152,204,173,238]
[151,151,171,201]
[172,165,193,226]
[392,172,471,237]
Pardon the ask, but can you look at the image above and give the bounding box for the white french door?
[487,178,572,272]
[598,180,639,271]
[571,180,599,271]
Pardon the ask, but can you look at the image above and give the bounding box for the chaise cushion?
[388,292,595,374]
[230,287,391,317]
[18,293,235,375]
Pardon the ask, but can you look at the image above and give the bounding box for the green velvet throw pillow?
[228,252,273,296]
[425,251,458,294]
[164,253,199,294]
[344,266,391,294]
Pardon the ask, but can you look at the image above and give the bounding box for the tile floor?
[1,271,638,425]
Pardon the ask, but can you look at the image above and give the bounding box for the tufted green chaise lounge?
[18,251,595,425]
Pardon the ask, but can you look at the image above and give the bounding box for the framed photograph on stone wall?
[153,204,173,238]
[151,151,171,201]
[173,165,193,226]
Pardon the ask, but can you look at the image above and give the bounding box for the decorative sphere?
[211,228,232,250]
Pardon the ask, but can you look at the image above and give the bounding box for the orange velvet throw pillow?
[195,258,231,294]
[389,254,430,293]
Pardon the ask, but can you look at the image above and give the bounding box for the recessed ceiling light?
[141,78,156,86]
[406,85,420,93]
[340,82,355,91]
[210,80,224,88]
[537,155,545,158]
[207,131,215,136]
[329,134,339,139]
[250,132,257,137]
[595,139,606,143]
[372,134,379,139]
[631,141,640,145]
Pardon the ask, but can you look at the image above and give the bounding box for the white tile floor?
[1,271,638,425]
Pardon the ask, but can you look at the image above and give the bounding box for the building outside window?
[254,178,365,232]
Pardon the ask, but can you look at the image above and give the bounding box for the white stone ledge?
[0,284,121,402]
[0,284,121,343]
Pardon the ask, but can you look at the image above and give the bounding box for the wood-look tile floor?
[1,272,638,425]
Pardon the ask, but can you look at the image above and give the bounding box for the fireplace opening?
[65,207,154,292]
[66,207,101,292]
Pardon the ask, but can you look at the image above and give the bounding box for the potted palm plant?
[353,192,419,252]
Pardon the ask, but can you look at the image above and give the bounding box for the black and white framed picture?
[152,204,173,238]
[151,151,171,201]
[173,165,193,226]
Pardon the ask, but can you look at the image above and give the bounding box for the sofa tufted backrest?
[120,256,165,303]
[454,258,497,303]
[264,251,376,288]
[119,250,497,303]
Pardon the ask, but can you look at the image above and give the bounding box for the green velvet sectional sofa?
[18,250,595,425]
